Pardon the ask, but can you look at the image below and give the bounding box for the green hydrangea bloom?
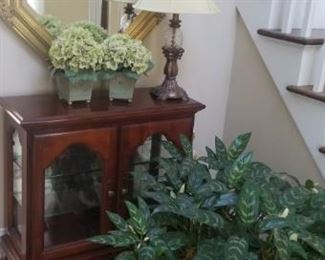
[49,26,104,73]
[39,15,63,38]
[101,34,152,75]
[67,21,108,43]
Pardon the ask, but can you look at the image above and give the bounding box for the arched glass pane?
[129,134,172,200]
[12,131,23,237]
[44,144,102,248]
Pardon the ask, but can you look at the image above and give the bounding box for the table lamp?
[134,0,219,101]
[112,0,137,32]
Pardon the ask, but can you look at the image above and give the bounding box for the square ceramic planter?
[109,73,137,103]
[54,72,95,105]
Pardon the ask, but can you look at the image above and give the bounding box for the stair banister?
[301,0,316,37]
[281,0,297,34]
[313,45,325,93]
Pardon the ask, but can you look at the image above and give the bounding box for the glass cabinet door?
[12,131,23,238]
[43,144,103,248]
[33,128,117,257]
[129,134,172,200]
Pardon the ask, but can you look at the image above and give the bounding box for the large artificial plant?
[90,133,325,260]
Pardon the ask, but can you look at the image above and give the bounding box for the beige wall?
[224,15,324,185]
[44,0,90,24]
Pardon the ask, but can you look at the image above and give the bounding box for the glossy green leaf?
[259,217,289,232]
[89,231,138,247]
[289,214,314,230]
[210,192,239,208]
[310,190,325,209]
[144,190,173,203]
[159,158,182,190]
[131,171,164,191]
[180,134,193,158]
[260,189,279,216]
[194,238,226,260]
[115,251,137,260]
[227,133,251,160]
[205,147,221,170]
[107,211,129,232]
[161,140,183,161]
[247,162,272,184]
[194,209,225,228]
[289,241,308,260]
[138,246,156,260]
[196,180,228,198]
[279,187,310,208]
[224,236,248,260]
[125,201,148,235]
[273,230,290,260]
[246,252,258,260]
[236,181,260,225]
[187,163,208,194]
[163,232,190,250]
[180,157,195,178]
[298,232,325,256]
[215,135,228,163]
[225,152,253,188]
[150,239,176,260]
[137,197,151,221]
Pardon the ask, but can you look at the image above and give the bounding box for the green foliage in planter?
[89,197,189,260]
[90,133,325,260]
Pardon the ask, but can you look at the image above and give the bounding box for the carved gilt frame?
[0,0,163,59]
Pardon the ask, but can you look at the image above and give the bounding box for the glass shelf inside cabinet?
[43,144,103,248]
[130,134,174,200]
[12,131,23,237]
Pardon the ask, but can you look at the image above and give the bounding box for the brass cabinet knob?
[121,189,128,196]
[107,191,115,198]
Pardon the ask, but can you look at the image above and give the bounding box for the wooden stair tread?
[258,29,325,45]
[287,85,325,103]
[320,147,325,154]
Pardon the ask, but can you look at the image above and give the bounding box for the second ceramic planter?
[108,73,137,103]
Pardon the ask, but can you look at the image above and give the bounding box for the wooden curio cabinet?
[0,88,205,260]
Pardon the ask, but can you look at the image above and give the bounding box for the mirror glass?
[24,0,129,35]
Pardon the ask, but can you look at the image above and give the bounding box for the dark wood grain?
[0,88,205,131]
[319,147,325,154]
[287,85,325,103]
[257,29,325,45]
[0,87,205,259]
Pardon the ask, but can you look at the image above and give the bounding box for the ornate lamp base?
[151,79,189,101]
[151,46,189,101]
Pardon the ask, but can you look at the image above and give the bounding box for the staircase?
[236,0,325,179]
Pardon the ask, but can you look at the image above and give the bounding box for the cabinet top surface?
[0,88,205,129]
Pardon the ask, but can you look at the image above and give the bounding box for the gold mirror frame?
[0,0,163,59]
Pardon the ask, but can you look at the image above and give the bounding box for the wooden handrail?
[319,147,325,154]
[287,85,325,103]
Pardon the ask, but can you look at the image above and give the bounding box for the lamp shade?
[134,0,219,14]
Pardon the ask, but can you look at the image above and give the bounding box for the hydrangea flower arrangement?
[39,15,63,38]
[66,21,107,43]
[101,34,153,78]
[49,26,105,82]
